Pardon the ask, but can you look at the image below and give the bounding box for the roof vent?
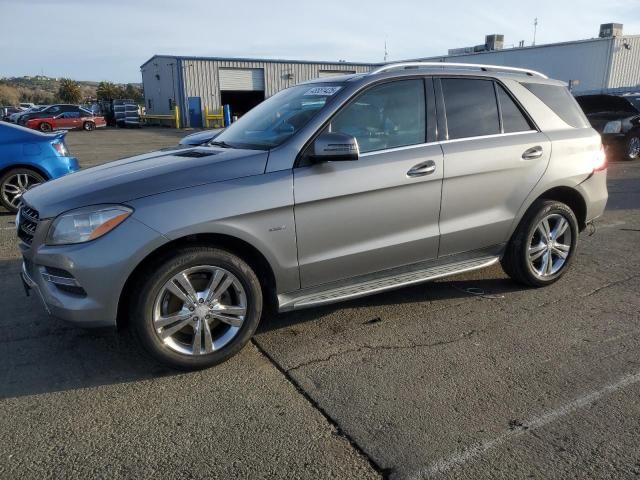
[599,23,623,38]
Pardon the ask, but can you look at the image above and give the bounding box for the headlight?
[46,205,133,245]
[603,120,622,134]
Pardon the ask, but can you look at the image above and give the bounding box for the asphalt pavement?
[1,128,639,479]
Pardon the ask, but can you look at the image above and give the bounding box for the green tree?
[124,83,143,103]
[96,81,125,101]
[57,78,82,103]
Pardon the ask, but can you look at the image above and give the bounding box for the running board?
[278,255,500,312]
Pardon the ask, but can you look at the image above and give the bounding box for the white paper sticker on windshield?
[304,86,342,96]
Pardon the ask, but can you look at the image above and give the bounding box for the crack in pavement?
[530,273,640,310]
[250,338,390,479]
[285,329,478,373]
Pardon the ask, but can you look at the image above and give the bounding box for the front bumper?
[19,215,167,328]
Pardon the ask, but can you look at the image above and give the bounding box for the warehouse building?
[417,23,640,94]
[140,56,376,127]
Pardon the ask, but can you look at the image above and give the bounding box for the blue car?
[0,122,79,213]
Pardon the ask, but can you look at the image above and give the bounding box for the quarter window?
[496,84,534,133]
[329,79,426,153]
[442,78,500,140]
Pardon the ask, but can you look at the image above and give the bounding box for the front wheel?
[501,200,578,287]
[130,247,263,370]
[83,121,95,131]
[39,122,52,132]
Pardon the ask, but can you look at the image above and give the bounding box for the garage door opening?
[220,90,265,118]
[218,68,265,118]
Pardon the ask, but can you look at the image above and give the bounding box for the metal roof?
[141,54,380,69]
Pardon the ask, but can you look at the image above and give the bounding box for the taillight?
[52,141,69,157]
[592,144,607,172]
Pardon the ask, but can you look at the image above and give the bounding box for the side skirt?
[278,248,503,312]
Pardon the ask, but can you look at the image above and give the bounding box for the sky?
[1,0,639,83]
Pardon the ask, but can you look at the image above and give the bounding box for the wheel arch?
[0,163,50,181]
[116,232,278,329]
[516,186,587,234]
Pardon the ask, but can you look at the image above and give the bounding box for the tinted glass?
[442,79,500,139]
[329,79,425,153]
[523,83,589,128]
[496,84,534,133]
[575,95,639,115]
[215,84,341,149]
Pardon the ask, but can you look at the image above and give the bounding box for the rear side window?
[522,83,589,128]
[442,79,500,139]
[496,84,534,133]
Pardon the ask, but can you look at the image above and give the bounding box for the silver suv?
[18,62,608,370]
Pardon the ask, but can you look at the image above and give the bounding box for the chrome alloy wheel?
[1,173,42,209]
[153,265,247,355]
[628,136,640,159]
[527,213,572,277]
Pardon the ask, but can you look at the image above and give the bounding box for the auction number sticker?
[304,86,342,96]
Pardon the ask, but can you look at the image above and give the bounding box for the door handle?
[522,146,543,160]
[407,160,436,177]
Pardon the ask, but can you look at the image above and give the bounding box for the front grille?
[18,206,40,245]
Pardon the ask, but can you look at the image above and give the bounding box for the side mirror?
[312,132,359,162]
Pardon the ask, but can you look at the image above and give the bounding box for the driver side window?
[329,79,425,154]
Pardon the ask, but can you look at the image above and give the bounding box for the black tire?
[501,200,578,287]
[0,167,46,213]
[83,121,95,131]
[39,122,52,132]
[130,247,263,370]
[624,134,640,161]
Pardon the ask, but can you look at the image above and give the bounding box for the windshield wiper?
[209,140,235,148]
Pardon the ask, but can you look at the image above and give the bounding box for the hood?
[23,146,269,218]
[179,128,225,146]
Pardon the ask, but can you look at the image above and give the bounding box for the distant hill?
[0,76,142,106]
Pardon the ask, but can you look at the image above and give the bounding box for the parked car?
[19,102,36,110]
[9,106,43,123]
[1,106,23,121]
[575,93,640,160]
[17,104,80,126]
[0,122,79,212]
[178,128,224,146]
[26,110,107,132]
[18,62,607,370]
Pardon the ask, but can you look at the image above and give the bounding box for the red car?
[26,110,106,132]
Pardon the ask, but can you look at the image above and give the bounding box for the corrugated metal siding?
[219,68,265,90]
[318,70,356,77]
[608,36,640,91]
[421,38,613,93]
[178,59,373,125]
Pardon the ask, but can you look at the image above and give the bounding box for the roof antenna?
[532,18,538,46]
[384,40,389,62]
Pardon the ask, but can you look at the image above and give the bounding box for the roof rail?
[368,62,548,79]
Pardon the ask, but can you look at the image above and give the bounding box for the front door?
[437,77,551,256]
[293,78,443,288]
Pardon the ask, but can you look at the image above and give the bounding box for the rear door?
[437,77,551,256]
[293,78,443,287]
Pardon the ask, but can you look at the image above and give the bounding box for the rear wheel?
[130,247,263,370]
[83,121,95,131]
[0,168,45,213]
[39,122,52,132]
[501,200,578,287]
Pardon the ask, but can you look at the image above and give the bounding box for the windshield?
[213,84,344,149]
